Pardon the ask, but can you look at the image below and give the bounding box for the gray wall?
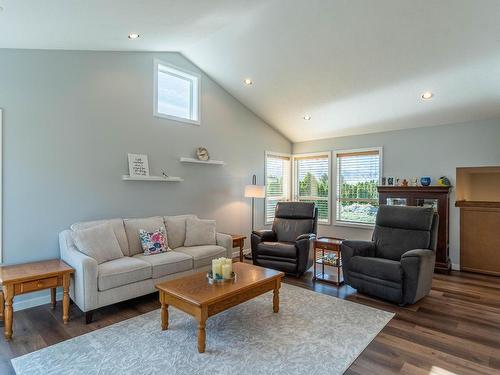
[0,49,291,306]
[293,119,500,268]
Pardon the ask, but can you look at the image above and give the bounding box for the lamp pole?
[251,174,256,232]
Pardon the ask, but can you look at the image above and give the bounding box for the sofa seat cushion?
[98,257,152,291]
[174,245,226,268]
[349,256,402,283]
[257,241,296,259]
[133,252,193,279]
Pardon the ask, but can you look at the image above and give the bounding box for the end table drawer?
[16,276,59,294]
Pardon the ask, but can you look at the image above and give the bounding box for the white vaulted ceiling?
[1,0,500,142]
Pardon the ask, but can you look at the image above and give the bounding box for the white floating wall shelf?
[180,157,225,165]
[121,175,183,182]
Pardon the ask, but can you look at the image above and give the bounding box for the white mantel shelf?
[180,157,225,165]
[121,175,183,182]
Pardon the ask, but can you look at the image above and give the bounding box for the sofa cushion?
[257,241,296,259]
[71,218,129,256]
[133,251,193,278]
[124,216,165,256]
[174,245,226,268]
[72,223,124,264]
[98,257,152,291]
[139,227,169,255]
[164,215,196,249]
[349,256,402,283]
[184,217,216,247]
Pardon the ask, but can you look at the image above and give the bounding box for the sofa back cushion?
[71,218,129,256]
[124,216,166,256]
[373,205,435,260]
[184,217,216,247]
[164,215,196,249]
[72,222,124,264]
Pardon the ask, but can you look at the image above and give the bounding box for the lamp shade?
[244,185,265,198]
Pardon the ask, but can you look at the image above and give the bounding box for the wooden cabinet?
[377,186,451,273]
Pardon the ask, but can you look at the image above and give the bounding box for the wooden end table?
[155,262,284,353]
[225,234,246,262]
[0,259,74,340]
[313,237,344,286]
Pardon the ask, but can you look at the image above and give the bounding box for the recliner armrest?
[400,248,436,305]
[252,229,277,242]
[401,248,434,259]
[296,233,316,242]
[341,240,376,257]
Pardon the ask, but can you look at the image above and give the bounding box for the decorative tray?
[207,271,236,284]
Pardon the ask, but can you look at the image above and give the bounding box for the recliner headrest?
[275,202,316,219]
[376,205,434,231]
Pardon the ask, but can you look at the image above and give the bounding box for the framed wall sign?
[128,153,150,177]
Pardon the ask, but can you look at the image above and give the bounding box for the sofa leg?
[85,311,94,324]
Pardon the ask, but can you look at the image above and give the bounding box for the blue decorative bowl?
[420,177,431,186]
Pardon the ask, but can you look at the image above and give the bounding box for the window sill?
[154,112,200,126]
[334,221,375,230]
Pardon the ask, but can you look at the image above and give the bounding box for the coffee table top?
[155,262,284,306]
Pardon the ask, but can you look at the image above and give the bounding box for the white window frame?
[333,147,383,229]
[265,151,292,225]
[292,151,332,225]
[153,59,201,125]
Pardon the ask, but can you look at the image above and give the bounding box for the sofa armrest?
[401,249,436,305]
[59,230,98,312]
[340,240,376,284]
[216,232,233,258]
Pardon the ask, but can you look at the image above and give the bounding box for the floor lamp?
[244,174,265,259]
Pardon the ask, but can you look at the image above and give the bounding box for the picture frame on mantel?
[128,153,150,177]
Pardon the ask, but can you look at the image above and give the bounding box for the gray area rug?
[12,284,393,375]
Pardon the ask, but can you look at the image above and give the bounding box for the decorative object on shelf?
[244,174,265,260]
[402,179,409,187]
[387,177,394,186]
[381,177,387,186]
[412,177,419,186]
[210,257,234,282]
[196,147,210,161]
[128,153,150,177]
[437,176,451,187]
[395,177,401,186]
[420,176,431,186]
[161,170,169,178]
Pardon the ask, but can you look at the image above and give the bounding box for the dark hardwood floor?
[1,268,499,374]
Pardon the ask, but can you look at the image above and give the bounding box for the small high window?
[154,59,200,125]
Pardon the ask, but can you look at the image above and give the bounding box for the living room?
[0,1,499,374]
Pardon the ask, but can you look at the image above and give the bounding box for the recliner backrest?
[372,205,438,261]
[272,202,318,242]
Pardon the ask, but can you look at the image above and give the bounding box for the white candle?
[222,263,232,279]
[212,259,222,278]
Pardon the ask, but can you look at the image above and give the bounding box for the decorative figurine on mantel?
[196,147,210,161]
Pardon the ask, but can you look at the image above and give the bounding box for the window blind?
[294,154,330,224]
[336,149,381,225]
[265,153,291,223]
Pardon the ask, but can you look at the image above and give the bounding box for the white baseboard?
[13,291,63,312]
[451,263,460,271]
[232,248,251,259]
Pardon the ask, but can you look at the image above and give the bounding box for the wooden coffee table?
[155,262,284,353]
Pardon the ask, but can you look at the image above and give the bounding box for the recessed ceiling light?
[128,33,140,40]
[243,78,253,85]
[421,91,433,100]
[303,114,311,120]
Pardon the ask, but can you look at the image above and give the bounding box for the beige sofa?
[59,215,232,322]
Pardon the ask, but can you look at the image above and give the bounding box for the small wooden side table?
[0,259,74,340]
[313,237,344,286]
[229,235,247,262]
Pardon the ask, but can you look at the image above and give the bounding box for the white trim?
[292,151,332,225]
[13,291,63,312]
[153,59,201,125]
[451,263,460,271]
[264,151,292,225]
[332,146,383,229]
[0,109,2,263]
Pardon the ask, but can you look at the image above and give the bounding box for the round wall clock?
[196,147,210,161]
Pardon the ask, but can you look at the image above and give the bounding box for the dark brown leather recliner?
[251,202,318,276]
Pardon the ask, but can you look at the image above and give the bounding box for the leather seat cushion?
[256,241,296,259]
[98,257,152,291]
[133,251,193,278]
[349,256,402,283]
[174,245,226,268]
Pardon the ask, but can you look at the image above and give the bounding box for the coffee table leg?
[273,279,280,313]
[161,294,169,331]
[198,307,208,353]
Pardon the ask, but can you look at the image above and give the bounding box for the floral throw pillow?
[139,227,169,255]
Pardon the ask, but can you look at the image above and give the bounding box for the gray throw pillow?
[72,222,124,264]
[184,217,217,247]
